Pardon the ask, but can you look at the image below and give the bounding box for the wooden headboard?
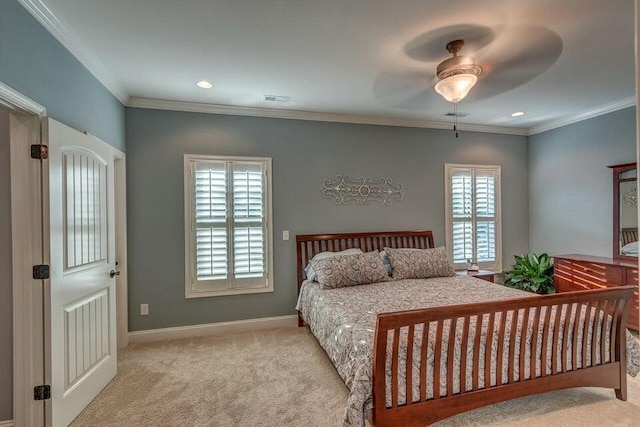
[295,229,434,292]
[621,227,638,246]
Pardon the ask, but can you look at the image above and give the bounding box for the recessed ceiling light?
[511,111,525,117]
[196,80,213,89]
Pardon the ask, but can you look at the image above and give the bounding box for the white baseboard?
[128,314,298,343]
[0,420,14,427]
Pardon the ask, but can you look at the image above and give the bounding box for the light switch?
[282,230,290,241]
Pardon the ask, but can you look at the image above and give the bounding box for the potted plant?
[504,252,555,294]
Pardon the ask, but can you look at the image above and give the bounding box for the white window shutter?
[233,163,264,221]
[195,227,228,280]
[186,155,273,297]
[475,170,497,263]
[193,162,228,281]
[450,170,473,264]
[447,165,500,269]
[232,163,266,279]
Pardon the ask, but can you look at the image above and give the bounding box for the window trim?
[444,163,502,272]
[184,154,274,298]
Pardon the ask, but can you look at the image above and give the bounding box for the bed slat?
[391,328,399,408]
[484,312,495,388]
[508,309,518,382]
[530,307,541,379]
[460,316,470,394]
[519,307,530,381]
[582,301,593,368]
[406,325,414,405]
[472,314,483,390]
[571,303,582,370]
[600,300,611,365]
[434,321,443,399]
[446,318,457,396]
[420,322,429,402]
[495,311,507,387]
[541,305,552,377]
[562,303,574,372]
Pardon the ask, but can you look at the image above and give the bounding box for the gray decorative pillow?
[385,247,455,279]
[304,248,364,281]
[311,251,389,289]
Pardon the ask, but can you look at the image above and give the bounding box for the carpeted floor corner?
[72,327,640,426]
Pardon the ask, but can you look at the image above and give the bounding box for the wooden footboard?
[372,286,634,426]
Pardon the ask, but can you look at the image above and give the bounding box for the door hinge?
[30,144,48,160]
[32,264,50,280]
[34,384,51,401]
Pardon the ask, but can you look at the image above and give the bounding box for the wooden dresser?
[553,254,638,330]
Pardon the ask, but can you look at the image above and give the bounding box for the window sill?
[185,285,274,299]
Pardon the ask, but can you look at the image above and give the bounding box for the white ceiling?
[27,0,636,132]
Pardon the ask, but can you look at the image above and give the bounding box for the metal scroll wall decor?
[321,175,406,206]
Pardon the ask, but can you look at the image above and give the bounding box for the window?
[445,164,502,271]
[184,155,273,298]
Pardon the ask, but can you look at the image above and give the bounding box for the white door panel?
[47,119,117,426]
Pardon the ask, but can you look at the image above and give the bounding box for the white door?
[47,119,117,426]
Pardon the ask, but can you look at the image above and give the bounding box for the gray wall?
[0,0,126,419]
[126,107,530,331]
[0,0,125,151]
[0,109,12,421]
[529,107,637,257]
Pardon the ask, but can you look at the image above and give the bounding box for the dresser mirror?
[610,162,638,260]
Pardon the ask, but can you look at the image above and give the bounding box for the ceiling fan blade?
[372,71,443,110]
[404,24,497,62]
[469,25,563,101]
[372,24,562,110]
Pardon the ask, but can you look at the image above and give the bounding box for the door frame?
[2,80,129,425]
[114,154,128,350]
[2,80,47,427]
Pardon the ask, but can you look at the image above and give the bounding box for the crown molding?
[17,0,128,104]
[127,97,530,136]
[527,96,637,136]
[0,80,46,115]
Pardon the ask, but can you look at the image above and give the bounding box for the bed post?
[296,237,305,327]
[615,298,631,400]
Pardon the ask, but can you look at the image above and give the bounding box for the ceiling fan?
[433,39,483,137]
[372,24,564,120]
[434,39,483,104]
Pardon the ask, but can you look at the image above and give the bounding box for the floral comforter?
[297,276,640,427]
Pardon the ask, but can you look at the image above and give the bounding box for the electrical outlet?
[140,304,149,316]
[282,230,290,241]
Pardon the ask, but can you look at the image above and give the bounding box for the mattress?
[297,276,640,427]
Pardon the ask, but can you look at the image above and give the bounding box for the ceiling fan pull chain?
[454,102,459,138]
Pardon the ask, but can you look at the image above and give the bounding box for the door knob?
[109,270,121,278]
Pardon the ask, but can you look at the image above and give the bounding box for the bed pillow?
[622,241,639,255]
[379,250,392,275]
[305,248,364,281]
[385,246,455,279]
[310,251,388,289]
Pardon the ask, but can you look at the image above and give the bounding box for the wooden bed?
[296,230,634,426]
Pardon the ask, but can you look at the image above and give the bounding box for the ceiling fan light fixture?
[434,40,482,104]
[434,73,478,103]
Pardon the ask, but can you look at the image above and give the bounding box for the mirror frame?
[609,162,637,261]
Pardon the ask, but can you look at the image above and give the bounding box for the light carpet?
[72,327,640,426]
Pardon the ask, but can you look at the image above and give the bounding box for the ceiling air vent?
[444,112,470,117]
[263,95,290,102]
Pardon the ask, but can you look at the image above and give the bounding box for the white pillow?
[621,241,639,255]
[305,248,364,281]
